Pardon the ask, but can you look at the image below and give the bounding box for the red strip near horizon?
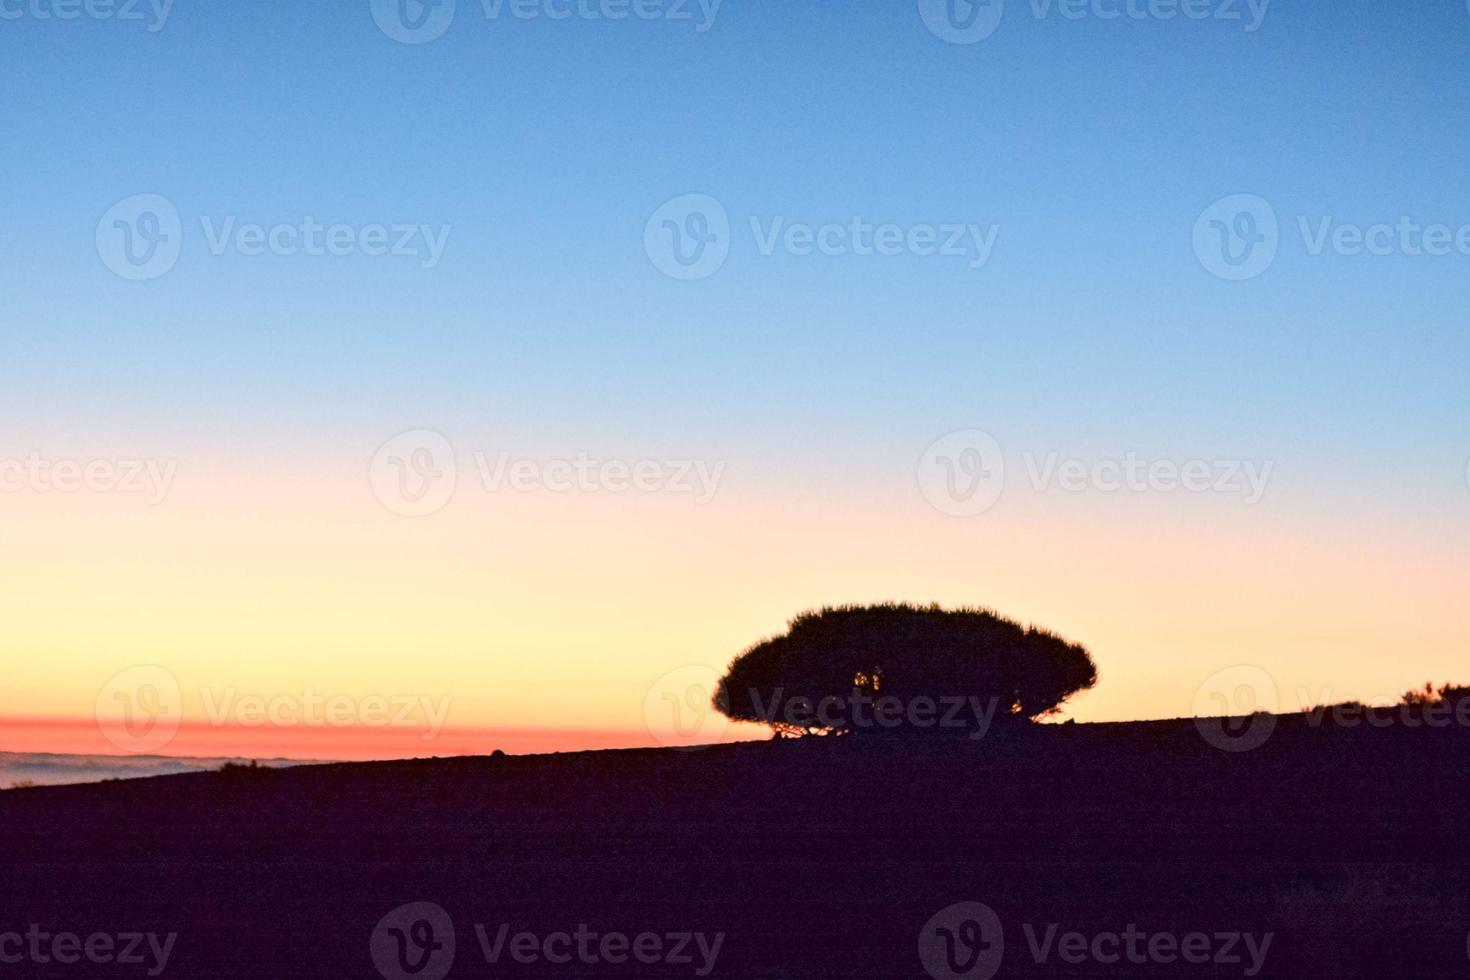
[0,717,764,761]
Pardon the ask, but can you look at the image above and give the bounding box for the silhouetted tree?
[715,603,1098,738]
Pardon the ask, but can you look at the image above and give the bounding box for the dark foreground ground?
[2,716,1469,979]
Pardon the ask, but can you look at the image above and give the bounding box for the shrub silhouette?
[715,603,1098,737]
[1400,682,1470,707]
[1398,682,1470,725]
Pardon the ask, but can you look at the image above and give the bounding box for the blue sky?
[4,0,1469,500]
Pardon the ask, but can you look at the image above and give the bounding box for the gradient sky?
[3,1,1468,760]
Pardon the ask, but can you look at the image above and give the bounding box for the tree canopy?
[715,603,1098,738]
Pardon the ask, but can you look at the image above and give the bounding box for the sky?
[2,0,1469,762]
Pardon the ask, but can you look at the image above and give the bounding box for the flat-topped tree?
[715,603,1098,738]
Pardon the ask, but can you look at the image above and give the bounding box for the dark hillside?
[2,718,1467,978]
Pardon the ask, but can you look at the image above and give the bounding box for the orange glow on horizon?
[0,717,767,762]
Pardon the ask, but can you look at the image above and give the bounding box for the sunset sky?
[3,2,1468,761]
